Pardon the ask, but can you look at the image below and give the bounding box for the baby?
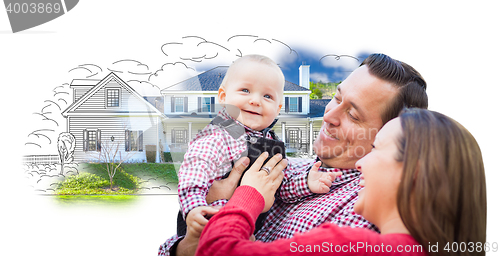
[176,54,339,239]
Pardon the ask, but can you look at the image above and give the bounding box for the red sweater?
[196,186,428,256]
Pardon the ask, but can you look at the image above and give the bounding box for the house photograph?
[61,64,329,163]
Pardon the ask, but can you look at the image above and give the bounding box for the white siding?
[75,79,155,113]
[69,116,159,163]
[73,86,93,102]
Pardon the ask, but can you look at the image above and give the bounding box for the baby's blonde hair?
[220,54,285,104]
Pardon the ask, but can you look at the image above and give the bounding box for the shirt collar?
[218,107,279,134]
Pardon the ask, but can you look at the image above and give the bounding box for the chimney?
[299,62,310,89]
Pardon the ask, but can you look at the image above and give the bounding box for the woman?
[195,109,486,256]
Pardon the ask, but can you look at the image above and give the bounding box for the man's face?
[314,65,398,169]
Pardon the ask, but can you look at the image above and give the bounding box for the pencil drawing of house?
[61,72,165,163]
[61,64,328,163]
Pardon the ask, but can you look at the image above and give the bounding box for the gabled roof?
[70,79,100,87]
[162,67,228,92]
[161,66,310,92]
[284,80,310,91]
[62,72,164,117]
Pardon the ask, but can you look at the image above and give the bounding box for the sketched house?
[61,73,165,163]
[161,64,327,156]
[61,64,327,163]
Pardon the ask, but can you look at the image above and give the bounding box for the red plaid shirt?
[159,157,378,256]
[177,108,275,219]
[255,157,379,241]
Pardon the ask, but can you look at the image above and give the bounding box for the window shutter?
[210,97,215,113]
[96,129,101,152]
[197,97,201,112]
[171,129,175,144]
[125,130,130,151]
[184,97,188,112]
[138,130,143,152]
[171,97,175,113]
[298,97,302,112]
[285,97,289,112]
[83,129,88,152]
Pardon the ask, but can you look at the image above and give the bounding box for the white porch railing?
[23,155,60,165]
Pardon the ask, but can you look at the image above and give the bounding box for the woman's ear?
[218,87,226,104]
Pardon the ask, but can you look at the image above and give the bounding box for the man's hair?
[360,53,428,124]
[396,109,486,256]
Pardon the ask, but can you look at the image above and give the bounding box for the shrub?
[56,173,109,194]
[163,152,173,162]
[163,152,186,163]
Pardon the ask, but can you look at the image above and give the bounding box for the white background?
[1,1,499,255]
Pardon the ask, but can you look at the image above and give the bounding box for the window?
[313,130,319,141]
[125,130,143,151]
[83,129,101,152]
[287,129,300,144]
[171,97,188,113]
[171,129,188,144]
[107,89,120,107]
[289,97,298,112]
[202,97,211,112]
[88,130,97,151]
[284,97,302,113]
[175,98,184,112]
[198,97,215,113]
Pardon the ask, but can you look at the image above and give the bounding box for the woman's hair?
[396,108,486,256]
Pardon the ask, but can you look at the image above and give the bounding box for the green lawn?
[56,195,139,205]
[55,163,179,202]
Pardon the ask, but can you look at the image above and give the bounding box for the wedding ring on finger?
[260,166,271,175]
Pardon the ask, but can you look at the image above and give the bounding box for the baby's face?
[219,61,284,131]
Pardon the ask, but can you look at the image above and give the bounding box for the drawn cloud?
[108,59,152,76]
[148,62,198,90]
[152,35,301,90]
[25,84,72,154]
[320,54,360,69]
[158,35,298,68]
[68,64,103,79]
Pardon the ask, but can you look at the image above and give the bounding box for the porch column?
[156,116,160,162]
[281,122,286,145]
[188,122,192,141]
[309,121,314,156]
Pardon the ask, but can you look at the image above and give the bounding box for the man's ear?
[218,87,226,104]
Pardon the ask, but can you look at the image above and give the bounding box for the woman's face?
[353,118,404,225]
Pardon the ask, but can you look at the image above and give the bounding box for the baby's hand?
[186,206,220,238]
[307,161,342,194]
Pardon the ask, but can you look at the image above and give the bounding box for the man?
[158,53,428,256]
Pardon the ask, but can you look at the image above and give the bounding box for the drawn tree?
[57,132,76,175]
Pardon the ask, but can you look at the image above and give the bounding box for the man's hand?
[185,206,220,238]
[307,161,342,194]
[206,157,250,204]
